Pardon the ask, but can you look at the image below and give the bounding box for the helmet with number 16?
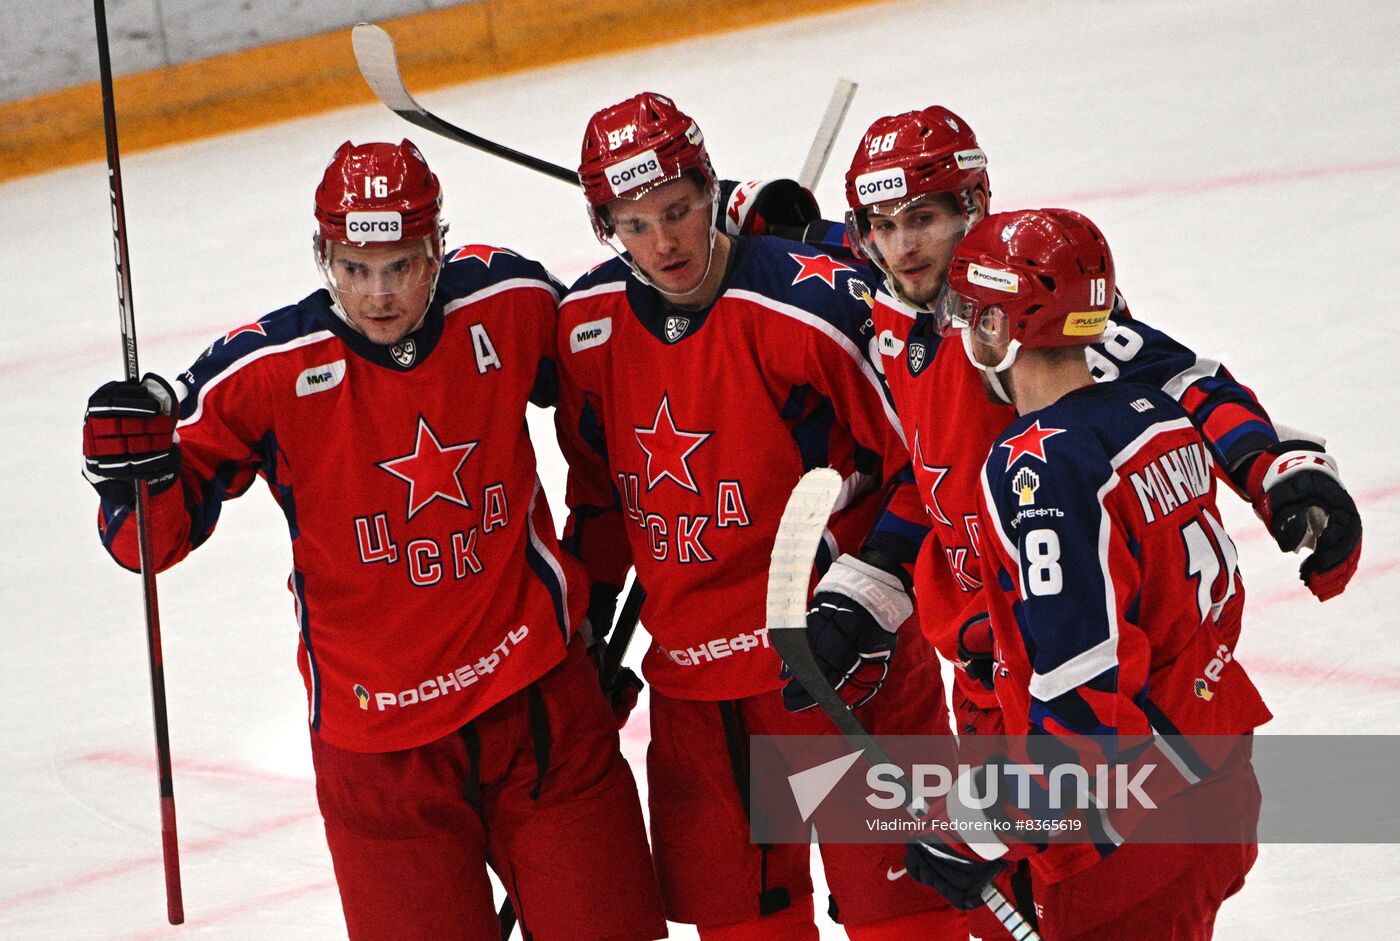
[313,139,447,345]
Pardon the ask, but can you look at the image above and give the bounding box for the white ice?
[3,0,1398,936]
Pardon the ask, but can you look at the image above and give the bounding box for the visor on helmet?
[315,236,443,299]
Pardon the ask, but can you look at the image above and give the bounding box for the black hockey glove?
[1243,441,1362,601]
[956,611,996,692]
[905,830,1009,911]
[716,179,821,238]
[82,373,180,504]
[781,553,912,712]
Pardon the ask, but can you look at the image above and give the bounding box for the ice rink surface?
[3,0,1398,936]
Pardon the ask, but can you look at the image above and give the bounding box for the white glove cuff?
[814,553,913,634]
[1262,449,1340,490]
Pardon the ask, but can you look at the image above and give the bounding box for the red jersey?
[95,246,586,752]
[556,236,916,701]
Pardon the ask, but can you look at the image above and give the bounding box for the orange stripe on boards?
[0,0,889,182]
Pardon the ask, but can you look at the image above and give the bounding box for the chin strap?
[961,328,1018,405]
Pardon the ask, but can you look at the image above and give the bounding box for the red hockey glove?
[956,611,996,692]
[82,373,180,502]
[717,179,821,237]
[1245,441,1362,601]
[781,553,912,713]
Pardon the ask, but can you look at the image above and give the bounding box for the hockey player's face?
[325,241,438,345]
[609,178,715,295]
[867,195,966,306]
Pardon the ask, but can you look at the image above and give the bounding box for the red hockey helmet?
[314,139,444,246]
[844,106,988,215]
[938,208,1115,351]
[312,140,447,324]
[579,92,718,242]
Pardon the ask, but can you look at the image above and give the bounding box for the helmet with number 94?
[579,92,719,249]
[843,107,990,303]
[313,140,447,333]
[937,208,1115,352]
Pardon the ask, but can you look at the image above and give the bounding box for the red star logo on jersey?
[449,244,513,266]
[377,416,479,520]
[912,429,952,526]
[222,321,266,344]
[789,252,854,288]
[999,421,1066,471]
[634,395,712,494]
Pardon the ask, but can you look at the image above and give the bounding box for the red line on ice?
[1045,157,1400,204]
[121,878,340,941]
[0,811,316,913]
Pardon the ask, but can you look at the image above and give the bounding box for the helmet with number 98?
[843,107,990,297]
[313,140,447,324]
[579,92,719,248]
[938,208,1115,351]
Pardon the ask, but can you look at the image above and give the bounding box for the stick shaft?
[93,0,184,924]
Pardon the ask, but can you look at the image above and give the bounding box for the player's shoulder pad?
[439,244,563,300]
[175,297,325,413]
[984,397,1120,522]
[560,255,631,306]
[735,235,879,336]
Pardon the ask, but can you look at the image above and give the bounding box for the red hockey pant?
[310,641,666,941]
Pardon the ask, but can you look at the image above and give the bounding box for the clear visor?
[932,282,1009,344]
[316,237,443,297]
[846,193,969,307]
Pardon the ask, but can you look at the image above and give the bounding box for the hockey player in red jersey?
[81,140,665,941]
[901,208,1272,940]
[555,93,962,941]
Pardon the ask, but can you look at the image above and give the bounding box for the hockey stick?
[351,24,580,187]
[798,79,858,192]
[600,579,646,689]
[93,0,184,925]
[766,468,1040,940]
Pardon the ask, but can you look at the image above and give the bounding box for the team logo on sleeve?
[789,252,854,288]
[221,320,267,345]
[376,415,480,519]
[907,339,929,375]
[998,421,1066,470]
[664,315,691,343]
[390,338,417,367]
[1012,467,1041,506]
[449,244,512,266]
[634,394,712,493]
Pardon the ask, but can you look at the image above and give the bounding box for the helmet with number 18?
[936,208,1115,402]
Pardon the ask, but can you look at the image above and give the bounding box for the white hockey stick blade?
[352,23,420,114]
[767,467,843,634]
[765,467,1042,941]
[798,78,858,191]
